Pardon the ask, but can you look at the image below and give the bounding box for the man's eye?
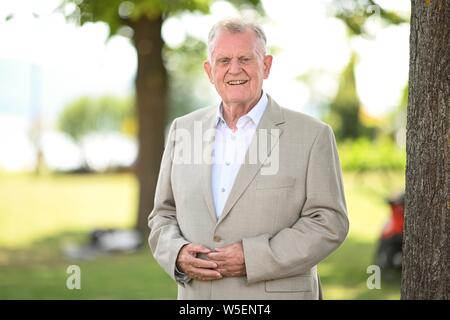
[219,59,230,64]
[239,58,251,63]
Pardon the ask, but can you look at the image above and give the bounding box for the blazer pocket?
[256,176,296,189]
[265,275,312,293]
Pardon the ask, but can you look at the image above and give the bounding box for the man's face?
[204,29,272,108]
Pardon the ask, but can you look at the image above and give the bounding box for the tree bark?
[402,0,449,299]
[132,16,167,237]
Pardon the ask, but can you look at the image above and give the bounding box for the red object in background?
[375,193,404,270]
[381,201,404,239]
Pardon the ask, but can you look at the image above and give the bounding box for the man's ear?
[263,55,273,79]
[203,60,214,84]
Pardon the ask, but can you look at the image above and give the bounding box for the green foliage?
[63,0,263,36]
[331,0,408,36]
[164,36,213,120]
[62,0,264,122]
[338,137,406,172]
[58,96,135,141]
[63,0,212,35]
[323,0,409,144]
[326,53,375,141]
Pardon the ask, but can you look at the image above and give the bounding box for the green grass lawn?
[0,170,404,299]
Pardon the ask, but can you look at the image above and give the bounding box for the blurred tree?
[58,97,95,142]
[325,53,375,140]
[58,95,135,141]
[164,36,211,121]
[62,0,263,235]
[331,0,407,37]
[58,95,134,171]
[326,0,408,141]
[402,0,449,300]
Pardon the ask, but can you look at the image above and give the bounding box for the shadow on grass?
[319,236,401,299]
[0,231,177,299]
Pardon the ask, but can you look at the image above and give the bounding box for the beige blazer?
[148,95,349,300]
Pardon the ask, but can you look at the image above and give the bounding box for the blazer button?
[213,236,222,242]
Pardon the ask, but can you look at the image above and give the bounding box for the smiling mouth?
[226,80,248,85]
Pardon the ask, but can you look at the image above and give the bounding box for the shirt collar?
[215,92,268,128]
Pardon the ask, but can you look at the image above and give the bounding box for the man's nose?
[228,59,242,74]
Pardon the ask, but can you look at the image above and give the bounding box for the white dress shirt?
[211,92,268,219]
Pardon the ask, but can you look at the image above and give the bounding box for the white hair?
[207,17,267,61]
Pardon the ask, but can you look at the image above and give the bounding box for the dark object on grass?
[90,228,142,252]
[375,192,404,270]
[63,228,143,260]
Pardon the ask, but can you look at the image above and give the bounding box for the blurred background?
[0,0,409,299]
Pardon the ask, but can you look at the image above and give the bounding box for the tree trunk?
[132,16,167,237]
[402,0,449,299]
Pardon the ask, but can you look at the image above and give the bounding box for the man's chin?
[221,94,252,106]
[222,99,250,108]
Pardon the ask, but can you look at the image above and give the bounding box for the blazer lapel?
[217,96,285,225]
[201,108,219,223]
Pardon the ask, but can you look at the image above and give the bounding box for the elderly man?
[148,18,349,300]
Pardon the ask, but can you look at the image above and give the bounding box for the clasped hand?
[176,242,246,281]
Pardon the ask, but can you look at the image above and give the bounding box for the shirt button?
[213,236,222,242]
[221,188,226,192]
[225,161,230,166]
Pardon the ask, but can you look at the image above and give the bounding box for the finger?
[188,244,213,254]
[215,242,239,251]
[181,243,211,256]
[207,251,227,261]
[191,267,222,279]
[217,269,243,277]
[212,260,227,268]
[195,275,221,281]
[189,256,218,269]
[221,265,239,272]
[216,264,241,273]
[216,268,228,274]
[214,261,243,270]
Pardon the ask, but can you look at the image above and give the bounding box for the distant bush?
[58,96,136,142]
[338,137,406,172]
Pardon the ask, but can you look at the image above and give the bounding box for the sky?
[0,0,411,170]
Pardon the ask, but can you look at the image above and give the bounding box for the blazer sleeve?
[148,118,191,283]
[242,124,349,284]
